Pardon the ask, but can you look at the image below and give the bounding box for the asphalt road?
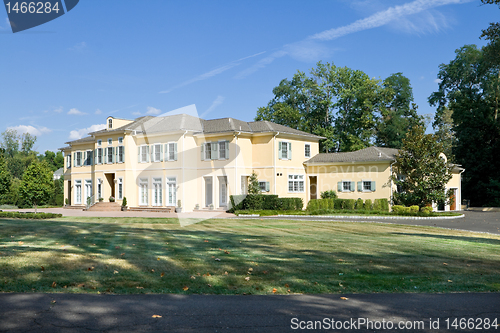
[254,211,500,235]
[1,293,499,332]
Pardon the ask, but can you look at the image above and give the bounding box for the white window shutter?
[371,181,376,192]
[164,144,168,162]
[288,142,292,160]
[212,141,218,160]
[112,147,116,164]
[138,147,141,163]
[350,181,355,192]
[160,144,163,162]
[357,181,362,192]
[201,144,204,161]
[265,181,270,192]
[337,182,342,192]
[225,141,229,159]
[146,146,150,163]
[278,142,282,160]
[174,143,178,161]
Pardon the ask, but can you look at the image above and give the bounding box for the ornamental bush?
[355,198,364,210]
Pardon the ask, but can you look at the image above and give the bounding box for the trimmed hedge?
[365,199,373,210]
[307,198,389,212]
[229,195,302,212]
[0,211,62,219]
[355,198,364,210]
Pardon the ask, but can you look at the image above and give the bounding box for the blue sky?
[0,0,497,153]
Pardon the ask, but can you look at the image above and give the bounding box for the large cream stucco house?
[61,113,463,212]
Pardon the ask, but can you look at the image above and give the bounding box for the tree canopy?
[20,160,54,213]
[391,126,453,208]
[256,62,424,152]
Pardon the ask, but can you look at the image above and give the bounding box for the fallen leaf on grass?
[248,268,253,272]
[204,240,209,242]
[207,284,212,287]
[161,272,165,277]
[244,277,250,281]
[285,284,289,288]
[18,241,24,245]
[136,287,144,289]
[151,269,155,273]
[51,282,57,288]
[113,270,119,274]
[152,315,162,318]
[448,280,453,283]
[182,286,189,291]
[338,259,344,262]
[190,276,196,280]
[121,253,125,256]
[443,263,448,266]
[115,246,120,249]
[224,250,230,254]
[272,288,277,293]
[51,300,56,304]
[340,297,349,300]
[224,271,228,275]
[203,272,211,277]
[157,257,160,261]
[41,266,45,271]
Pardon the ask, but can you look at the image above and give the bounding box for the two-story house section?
[61,114,323,212]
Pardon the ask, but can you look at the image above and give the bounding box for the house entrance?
[309,176,317,200]
[450,189,457,211]
[105,173,115,200]
[219,176,227,207]
[67,180,71,205]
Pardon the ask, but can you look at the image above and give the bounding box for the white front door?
[84,180,92,204]
[219,176,227,207]
[75,180,82,204]
[153,178,162,206]
[167,177,176,206]
[205,177,213,207]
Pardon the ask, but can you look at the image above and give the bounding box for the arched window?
[108,118,113,129]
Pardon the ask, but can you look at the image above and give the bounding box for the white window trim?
[97,139,102,146]
[362,179,372,192]
[117,145,125,163]
[139,178,149,206]
[74,179,82,205]
[287,174,305,193]
[305,144,311,158]
[75,151,82,167]
[152,177,163,207]
[152,143,162,163]
[166,176,177,206]
[341,180,353,193]
[218,140,229,160]
[117,178,123,200]
[107,138,112,145]
[106,146,114,164]
[139,145,149,163]
[118,137,123,144]
[97,178,102,199]
[165,142,177,161]
[279,141,292,160]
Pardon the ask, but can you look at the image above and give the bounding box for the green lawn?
[1,217,499,294]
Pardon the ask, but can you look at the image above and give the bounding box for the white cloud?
[7,125,52,136]
[309,0,470,41]
[146,107,161,115]
[95,109,102,115]
[131,111,142,116]
[69,42,87,52]
[54,107,63,113]
[68,124,106,140]
[434,78,443,83]
[68,108,87,116]
[201,96,225,118]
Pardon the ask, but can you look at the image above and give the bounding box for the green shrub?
[244,194,263,210]
[261,195,279,210]
[0,211,62,219]
[365,199,372,210]
[277,198,303,211]
[320,190,337,199]
[344,199,355,210]
[327,198,334,209]
[306,199,320,211]
[334,198,343,210]
[122,197,128,207]
[392,205,405,214]
[410,205,420,213]
[374,198,389,212]
[355,198,364,210]
[421,206,433,214]
[229,195,246,212]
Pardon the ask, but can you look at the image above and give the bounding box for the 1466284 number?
[445,318,498,330]
[5,2,60,14]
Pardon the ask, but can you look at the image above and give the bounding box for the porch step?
[128,207,175,213]
[86,202,122,212]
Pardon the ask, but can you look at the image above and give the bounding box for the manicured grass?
[0,216,499,295]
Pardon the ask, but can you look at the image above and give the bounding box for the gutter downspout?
[234,131,241,195]
[273,132,279,194]
[182,130,188,211]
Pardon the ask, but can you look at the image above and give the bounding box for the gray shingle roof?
[306,146,399,164]
[65,136,95,145]
[66,114,323,146]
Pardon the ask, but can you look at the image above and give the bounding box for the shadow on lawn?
[391,232,500,246]
[1,218,500,295]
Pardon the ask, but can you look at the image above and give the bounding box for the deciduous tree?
[19,161,54,213]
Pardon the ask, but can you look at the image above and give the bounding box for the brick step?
[86,202,122,212]
[128,207,174,213]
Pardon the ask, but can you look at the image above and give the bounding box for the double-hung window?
[305,144,311,158]
[74,180,82,204]
[201,141,229,160]
[139,178,148,205]
[75,151,82,167]
[138,145,149,163]
[288,175,304,193]
[106,147,114,164]
[279,141,292,160]
[165,142,177,161]
[66,154,71,168]
[152,144,162,162]
[357,180,376,192]
[96,148,103,164]
[259,181,270,192]
[117,146,125,163]
[338,180,355,193]
[84,150,93,166]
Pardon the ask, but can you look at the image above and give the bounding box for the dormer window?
[108,118,113,129]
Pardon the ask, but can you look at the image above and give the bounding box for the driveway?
[1,293,499,332]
